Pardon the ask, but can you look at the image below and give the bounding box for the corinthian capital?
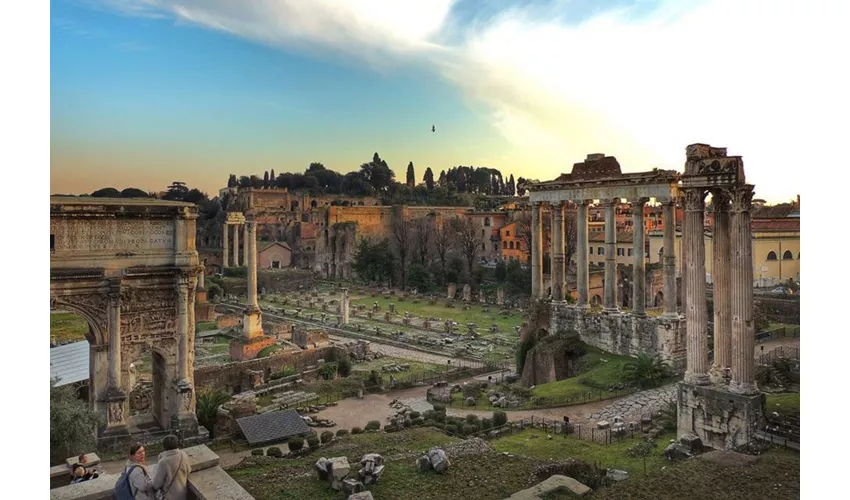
[683,188,707,211]
[711,189,732,212]
[730,185,755,212]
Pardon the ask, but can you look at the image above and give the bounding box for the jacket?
[152,449,191,500]
[124,461,155,500]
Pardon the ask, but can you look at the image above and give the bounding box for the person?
[152,435,191,500]
[123,443,155,500]
[70,453,99,483]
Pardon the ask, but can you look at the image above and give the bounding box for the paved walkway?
[589,384,678,424]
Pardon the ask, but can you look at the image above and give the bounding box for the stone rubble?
[590,384,677,424]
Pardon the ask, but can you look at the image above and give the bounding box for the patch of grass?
[765,392,800,417]
[492,428,675,476]
[50,312,89,343]
[529,348,636,400]
[197,321,218,332]
[589,448,799,500]
[258,345,282,358]
[257,395,274,407]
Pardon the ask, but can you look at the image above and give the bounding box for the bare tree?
[432,217,454,275]
[413,217,432,265]
[453,217,483,277]
[390,217,413,289]
[515,205,576,266]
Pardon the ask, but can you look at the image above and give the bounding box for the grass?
[492,428,676,477]
[197,321,218,332]
[350,295,525,333]
[529,348,637,400]
[764,392,800,417]
[353,357,444,376]
[50,312,89,343]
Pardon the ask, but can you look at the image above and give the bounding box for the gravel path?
[589,384,678,424]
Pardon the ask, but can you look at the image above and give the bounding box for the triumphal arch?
[50,197,201,446]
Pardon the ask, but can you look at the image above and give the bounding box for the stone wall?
[194,347,330,393]
[677,382,764,450]
[217,314,240,329]
[229,337,276,361]
[552,304,686,373]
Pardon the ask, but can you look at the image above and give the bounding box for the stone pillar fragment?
[233,223,240,267]
[710,190,732,384]
[632,198,647,316]
[531,202,543,299]
[551,201,565,302]
[222,223,229,268]
[603,200,618,312]
[341,288,350,325]
[729,185,758,394]
[662,201,677,316]
[683,188,709,385]
[176,277,190,383]
[246,221,259,308]
[576,200,589,308]
[107,291,122,391]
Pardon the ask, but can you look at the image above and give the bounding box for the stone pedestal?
[462,284,471,302]
[447,283,457,299]
[677,382,764,450]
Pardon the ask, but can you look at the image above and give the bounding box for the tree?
[263,171,269,188]
[407,263,431,291]
[390,217,413,289]
[423,167,435,190]
[360,152,395,193]
[517,177,527,196]
[413,217,432,265]
[119,187,149,198]
[495,261,507,283]
[195,387,230,438]
[438,170,447,188]
[353,239,395,285]
[164,181,189,201]
[453,217,482,277]
[90,187,121,197]
[506,259,530,294]
[270,169,275,187]
[432,218,454,277]
[507,174,516,196]
[50,378,102,465]
[406,162,415,187]
[623,353,670,389]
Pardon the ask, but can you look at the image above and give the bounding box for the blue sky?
[51,0,842,202]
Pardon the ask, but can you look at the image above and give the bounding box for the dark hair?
[162,435,179,451]
[129,442,144,456]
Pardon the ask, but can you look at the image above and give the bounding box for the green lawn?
[50,312,89,343]
[351,295,524,333]
[529,348,636,399]
[764,392,800,417]
[197,321,218,332]
[353,357,444,376]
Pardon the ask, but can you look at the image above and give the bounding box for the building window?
[484,217,491,226]
[509,241,514,249]
[482,229,485,237]
[50,234,55,253]
[481,243,485,251]
[628,248,633,256]
[617,248,624,256]
[589,247,593,255]
[272,260,280,269]
[503,241,508,249]
[516,242,521,250]
[599,247,604,255]
[782,250,794,260]
[766,251,778,261]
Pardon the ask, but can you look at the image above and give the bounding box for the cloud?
[88,0,848,202]
[115,40,151,51]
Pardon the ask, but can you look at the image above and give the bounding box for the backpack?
[114,465,144,500]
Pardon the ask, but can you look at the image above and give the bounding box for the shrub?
[365,420,381,431]
[481,418,492,431]
[623,353,670,389]
[493,411,508,427]
[462,424,478,435]
[466,414,479,425]
[267,446,283,458]
[626,440,657,458]
[336,429,349,438]
[351,427,363,435]
[307,436,320,450]
[251,449,264,456]
[320,431,334,444]
[433,404,446,413]
[287,437,304,452]
[409,411,421,419]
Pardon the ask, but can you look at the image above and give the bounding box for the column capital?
[730,184,755,212]
[599,198,619,207]
[711,189,732,210]
[683,188,707,211]
[631,197,649,207]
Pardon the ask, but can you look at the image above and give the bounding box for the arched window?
[766,251,777,261]
[782,250,794,260]
[311,200,318,208]
[290,200,299,211]
[503,241,508,249]
[516,242,521,250]
[509,241,514,249]
[484,217,491,226]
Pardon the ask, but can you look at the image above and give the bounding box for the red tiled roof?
[752,204,796,219]
[588,231,634,243]
[752,218,799,233]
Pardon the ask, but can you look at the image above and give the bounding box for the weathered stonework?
[676,382,764,450]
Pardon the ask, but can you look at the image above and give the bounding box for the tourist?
[152,435,191,500]
[119,443,155,500]
[70,453,99,483]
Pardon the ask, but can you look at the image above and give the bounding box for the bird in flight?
[431,125,435,133]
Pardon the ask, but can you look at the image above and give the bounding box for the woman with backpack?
[114,442,155,500]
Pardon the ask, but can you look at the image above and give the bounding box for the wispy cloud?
[84,0,848,202]
[115,40,151,51]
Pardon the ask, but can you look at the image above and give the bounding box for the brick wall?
[194,347,331,393]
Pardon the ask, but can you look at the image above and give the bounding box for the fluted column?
[107,290,122,390]
[683,188,709,385]
[232,223,240,266]
[198,265,206,290]
[603,200,618,312]
[662,200,677,317]
[710,190,732,384]
[576,200,589,308]
[632,198,647,316]
[531,202,543,299]
[729,185,758,394]
[242,224,248,267]
[176,276,190,383]
[552,201,566,302]
[222,223,229,268]
[247,220,259,308]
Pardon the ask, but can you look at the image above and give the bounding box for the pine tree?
[406,162,415,187]
[423,167,435,190]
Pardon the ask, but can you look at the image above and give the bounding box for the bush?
[433,404,446,413]
[251,449,264,456]
[466,414,479,425]
[336,429,349,438]
[626,440,657,458]
[307,436,320,450]
[493,411,507,427]
[320,431,334,444]
[365,420,381,431]
[351,427,363,435]
[409,411,421,419]
[481,418,492,431]
[287,437,304,452]
[267,446,283,458]
[462,424,478,435]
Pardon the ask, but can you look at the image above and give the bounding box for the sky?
[50,0,848,203]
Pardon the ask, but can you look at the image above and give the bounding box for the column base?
[677,381,764,450]
[631,310,647,318]
[684,372,711,385]
[708,366,730,385]
[602,307,620,314]
[728,380,760,395]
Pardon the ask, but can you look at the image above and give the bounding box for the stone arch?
[51,297,107,345]
[591,294,602,307]
[291,200,299,211]
[782,250,794,260]
[766,251,777,261]
[654,291,664,308]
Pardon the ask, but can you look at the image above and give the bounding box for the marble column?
[242,224,248,267]
[632,198,647,316]
[176,277,190,383]
[662,200,678,316]
[222,223,229,268]
[246,221,259,308]
[552,201,565,302]
[683,188,709,385]
[603,200,618,312]
[576,200,590,308]
[198,265,206,290]
[710,190,732,383]
[341,288,350,324]
[107,291,122,390]
[531,202,543,299]
[729,185,758,394]
[232,223,240,266]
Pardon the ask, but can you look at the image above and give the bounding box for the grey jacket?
[152,449,191,500]
[124,461,155,500]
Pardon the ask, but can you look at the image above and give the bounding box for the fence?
[462,414,662,446]
[757,346,800,366]
[755,326,800,344]
[435,386,636,411]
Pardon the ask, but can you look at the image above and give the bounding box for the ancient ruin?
[50,198,201,446]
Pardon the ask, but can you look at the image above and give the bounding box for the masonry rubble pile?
[664,433,705,461]
[417,447,450,473]
[380,363,411,373]
[487,388,520,408]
